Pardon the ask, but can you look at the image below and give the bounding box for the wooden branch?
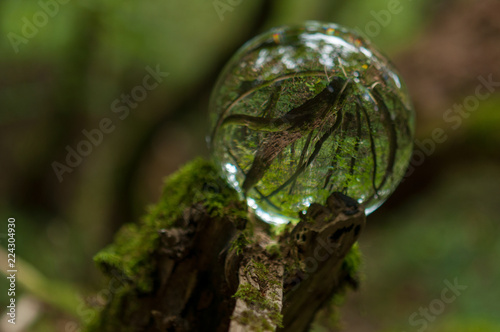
[224,193,364,332]
[86,160,365,332]
[279,193,364,331]
[229,255,284,332]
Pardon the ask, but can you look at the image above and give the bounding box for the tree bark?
[86,159,364,332]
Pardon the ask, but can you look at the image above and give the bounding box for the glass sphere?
[208,21,415,224]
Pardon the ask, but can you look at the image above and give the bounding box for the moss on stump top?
[93,158,245,293]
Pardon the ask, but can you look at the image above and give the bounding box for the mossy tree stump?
[85,159,365,332]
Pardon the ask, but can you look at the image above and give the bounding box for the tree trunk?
[85,159,364,332]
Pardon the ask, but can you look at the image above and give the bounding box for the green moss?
[233,283,283,330]
[233,260,284,329]
[341,242,362,282]
[93,158,243,293]
[150,157,243,224]
[234,283,264,305]
[233,310,274,332]
[248,260,280,292]
[229,217,255,255]
[268,310,284,329]
[82,284,136,332]
[230,232,251,255]
[235,310,256,326]
[260,317,274,331]
[265,243,282,258]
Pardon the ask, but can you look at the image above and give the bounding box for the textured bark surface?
[86,160,365,332]
[227,193,365,332]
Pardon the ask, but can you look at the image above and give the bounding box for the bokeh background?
[1,0,499,331]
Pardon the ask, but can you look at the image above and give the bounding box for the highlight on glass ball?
[208,21,415,224]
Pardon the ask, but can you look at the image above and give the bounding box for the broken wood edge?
[226,192,366,332]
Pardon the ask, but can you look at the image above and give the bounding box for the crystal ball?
[208,21,415,224]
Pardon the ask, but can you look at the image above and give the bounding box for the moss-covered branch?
[84,159,364,332]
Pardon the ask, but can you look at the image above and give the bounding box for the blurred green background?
[1,0,499,331]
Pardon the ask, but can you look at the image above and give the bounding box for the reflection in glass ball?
[209,21,415,224]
